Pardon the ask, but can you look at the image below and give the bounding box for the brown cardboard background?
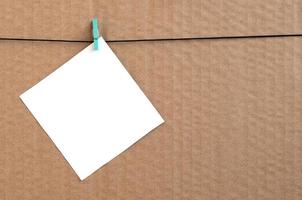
[1,0,302,40]
[1,37,302,200]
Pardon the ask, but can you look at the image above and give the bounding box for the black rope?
[0,34,302,43]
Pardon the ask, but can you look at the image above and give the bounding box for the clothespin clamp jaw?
[92,18,100,50]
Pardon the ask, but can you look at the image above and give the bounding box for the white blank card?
[20,37,164,180]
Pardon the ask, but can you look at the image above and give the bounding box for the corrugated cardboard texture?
[1,37,302,200]
[1,0,302,40]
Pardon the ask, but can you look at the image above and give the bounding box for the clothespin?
[92,18,99,50]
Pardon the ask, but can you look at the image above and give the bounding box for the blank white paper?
[20,37,164,180]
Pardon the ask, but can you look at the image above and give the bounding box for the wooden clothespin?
[92,18,99,50]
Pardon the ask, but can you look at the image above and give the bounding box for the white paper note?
[20,37,164,180]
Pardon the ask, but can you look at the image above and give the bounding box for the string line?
[0,34,302,43]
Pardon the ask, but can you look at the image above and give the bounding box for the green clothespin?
[92,18,99,50]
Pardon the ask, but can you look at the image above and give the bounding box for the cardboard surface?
[1,0,302,198]
[1,0,302,40]
[1,38,302,199]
